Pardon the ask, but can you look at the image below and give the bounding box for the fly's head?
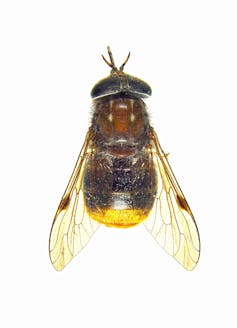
[91,46,152,100]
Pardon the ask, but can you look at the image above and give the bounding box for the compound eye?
[126,76,152,98]
[91,76,121,99]
[91,74,152,99]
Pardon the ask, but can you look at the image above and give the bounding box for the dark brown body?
[83,96,157,227]
[49,48,200,271]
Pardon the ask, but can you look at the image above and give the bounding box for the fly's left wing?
[49,131,99,271]
[144,128,200,270]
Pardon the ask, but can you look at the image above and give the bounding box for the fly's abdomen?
[83,153,157,227]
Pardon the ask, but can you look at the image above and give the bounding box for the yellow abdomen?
[86,208,149,228]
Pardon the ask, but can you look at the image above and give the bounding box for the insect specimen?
[49,47,200,271]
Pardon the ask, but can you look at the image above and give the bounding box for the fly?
[49,47,200,271]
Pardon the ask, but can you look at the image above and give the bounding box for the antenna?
[102,46,130,73]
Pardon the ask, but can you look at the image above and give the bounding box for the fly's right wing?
[49,131,100,271]
[144,129,200,270]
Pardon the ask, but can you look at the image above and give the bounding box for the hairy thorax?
[91,96,150,156]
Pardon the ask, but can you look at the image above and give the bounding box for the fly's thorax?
[90,96,150,155]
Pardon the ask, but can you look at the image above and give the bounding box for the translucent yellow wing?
[144,128,200,270]
[49,131,99,271]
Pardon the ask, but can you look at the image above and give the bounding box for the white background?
[1,0,237,327]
